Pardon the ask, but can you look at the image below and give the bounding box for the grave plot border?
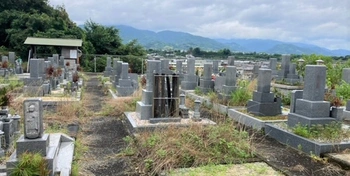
[265,123,350,156]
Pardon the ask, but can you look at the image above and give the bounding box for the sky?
[49,0,350,50]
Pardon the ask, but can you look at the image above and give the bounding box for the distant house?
[24,37,83,65]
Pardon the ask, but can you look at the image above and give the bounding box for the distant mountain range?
[115,25,350,56]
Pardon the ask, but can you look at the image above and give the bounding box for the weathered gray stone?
[227,56,235,66]
[161,59,172,74]
[247,68,281,116]
[269,58,277,70]
[16,134,49,156]
[23,98,43,139]
[8,52,15,66]
[342,68,350,84]
[280,54,291,78]
[187,58,195,75]
[212,60,219,74]
[29,59,41,79]
[52,54,59,66]
[257,69,272,93]
[214,76,225,92]
[295,99,331,117]
[176,60,182,73]
[225,66,236,86]
[303,65,326,101]
[287,65,334,128]
[290,90,303,113]
[199,64,214,93]
[1,56,8,63]
[59,56,65,67]
[181,58,198,90]
[146,60,161,91]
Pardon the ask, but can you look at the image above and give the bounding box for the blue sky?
[49,0,349,50]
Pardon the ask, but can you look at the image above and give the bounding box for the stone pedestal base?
[181,81,197,90]
[288,113,335,128]
[199,79,214,93]
[136,101,152,120]
[16,134,49,157]
[247,99,281,116]
[343,110,350,120]
[181,74,197,90]
[116,86,134,96]
[295,99,330,117]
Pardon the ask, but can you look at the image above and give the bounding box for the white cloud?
[49,0,350,50]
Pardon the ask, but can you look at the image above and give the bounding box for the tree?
[84,20,122,54]
[192,47,201,57]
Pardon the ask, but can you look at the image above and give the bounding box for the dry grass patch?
[122,119,255,175]
[100,96,140,117]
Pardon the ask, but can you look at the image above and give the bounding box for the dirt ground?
[77,73,349,176]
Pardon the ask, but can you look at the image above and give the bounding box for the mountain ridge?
[114,25,350,56]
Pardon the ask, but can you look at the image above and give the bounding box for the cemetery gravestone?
[181,58,197,90]
[247,69,281,116]
[116,63,134,96]
[136,60,161,120]
[288,65,335,127]
[220,66,237,100]
[198,64,214,93]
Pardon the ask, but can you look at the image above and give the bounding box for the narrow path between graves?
[78,73,136,176]
[77,73,348,176]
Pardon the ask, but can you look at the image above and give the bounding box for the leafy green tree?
[84,20,122,54]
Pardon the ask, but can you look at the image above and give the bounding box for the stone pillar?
[199,64,214,93]
[59,56,65,68]
[176,60,182,74]
[181,58,197,90]
[52,54,59,66]
[193,99,201,120]
[116,63,134,96]
[303,65,326,101]
[161,59,171,74]
[269,58,277,70]
[114,61,123,86]
[221,66,237,100]
[30,59,41,79]
[225,66,236,86]
[227,56,235,66]
[179,94,185,107]
[280,54,291,78]
[136,60,161,120]
[121,63,129,79]
[8,52,15,66]
[212,60,219,74]
[187,58,195,75]
[342,68,350,84]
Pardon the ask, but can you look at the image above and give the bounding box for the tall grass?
[229,79,255,106]
[122,119,255,175]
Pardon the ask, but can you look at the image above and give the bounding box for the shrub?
[10,152,50,176]
[229,80,253,106]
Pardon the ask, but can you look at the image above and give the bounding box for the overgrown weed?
[122,119,255,175]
